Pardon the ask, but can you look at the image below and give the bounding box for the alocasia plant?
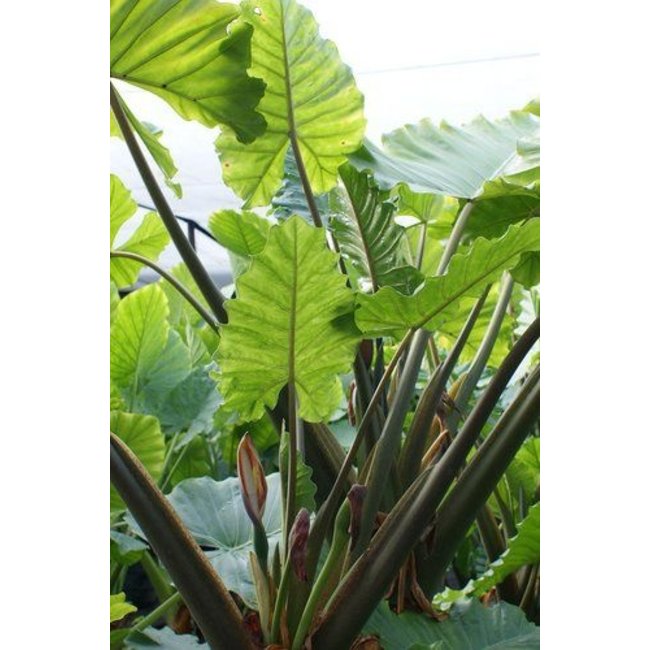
[109,1,540,648]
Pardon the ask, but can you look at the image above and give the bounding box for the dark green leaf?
[330,164,423,294]
[270,148,331,221]
[111,530,149,566]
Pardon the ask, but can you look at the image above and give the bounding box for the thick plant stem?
[416,222,427,270]
[352,330,426,561]
[270,556,292,643]
[350,201,476,561]
[110,83,228,323]
[421,367,540,593]
[292,502,351,650]
[398,286,490,487]
[353,349,383,456]
[289,132,323,227]
[438,200,474,272]
[285,382,299,552]
[309,320,540,650]
[305,328,415,576]
[110,434,253,650]
[448,272,515,434]
[110,251,220,334]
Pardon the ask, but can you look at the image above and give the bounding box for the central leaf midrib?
[287,224,299,386]
[278,0,299,155]
[345,178,380,293]
[414,245,526,330]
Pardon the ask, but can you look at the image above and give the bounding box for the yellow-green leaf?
[110,0,265,143]
[217,216,359,422]
[216,0,366,206]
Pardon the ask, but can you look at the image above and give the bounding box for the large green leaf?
[217,216,359,422]
[153,365,222,438]
[464,193,539,242]
[434,503,540,610]
[355,219,540,337]
[364,600,539,650]
[110,0,265,143]
[110,281,121,324]
[208,209,273,278]
[111,284,191,409]
[216,0,366,206]
[511,251,540,289]
[349,110,539,240]
[163,474,283,607]
[348,111,539,199]
[330,164,423,294]
[110,175,170,288]
[110,530,148,567]
[110,411,166,513]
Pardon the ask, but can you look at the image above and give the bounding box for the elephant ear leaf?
[217,216,360,422]
[349,111,539,199]
[349,109,539,239]
[110,0,266,143]
[330,164,423,295]
[356,219,540,337]
[216,0,366,207]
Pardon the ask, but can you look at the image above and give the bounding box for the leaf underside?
[110,0,266,142]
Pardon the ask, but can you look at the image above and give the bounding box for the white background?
[1,0,649,647]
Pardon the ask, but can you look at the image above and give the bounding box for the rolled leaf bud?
[346,484,367,549]
[347,380,357,426]
[237,433,268,527]
[289,508,310,582]
[359,339,374,367]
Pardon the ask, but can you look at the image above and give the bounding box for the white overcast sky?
[111,0,539,279]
